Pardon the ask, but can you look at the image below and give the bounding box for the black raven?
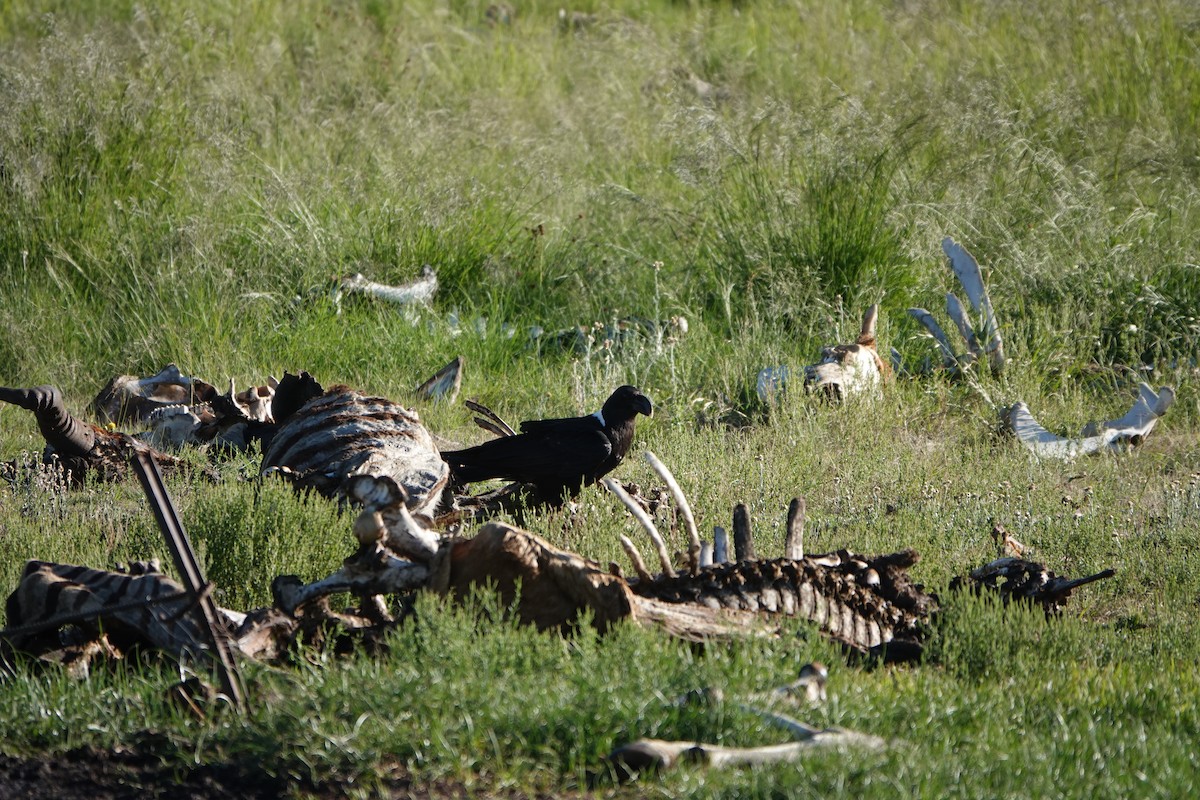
[441,385,653,505]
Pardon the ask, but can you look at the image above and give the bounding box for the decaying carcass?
[1004,382,1175,461]
[757,305,890,403]
[261,386,450,518]
[950,557,1115,615]
[0,385,189,483]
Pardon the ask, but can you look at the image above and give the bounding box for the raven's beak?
[635,394,653,417]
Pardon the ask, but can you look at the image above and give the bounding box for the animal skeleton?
[757,304,890,403]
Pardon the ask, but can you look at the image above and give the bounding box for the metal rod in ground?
[131,448,247,712]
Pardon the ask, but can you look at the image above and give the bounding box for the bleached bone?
[618,534,654,582]
[1005,383,1175,461]
[942,237,1005,373]
[644,451,702,575]
[766,661,828,705]
[606,695,882,779]
[944,292,981,362]
[337,266,437,309]
[784,497,806,560]
[698,542,713,568]
[906,308,960,371]
[140,405,202,449]
[604,478,676,578]
[759,305,888,403]
[340,474,441,563]
[712,526,730,564]
[415,356,463,404]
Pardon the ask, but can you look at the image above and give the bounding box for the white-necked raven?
[442,385,653,506]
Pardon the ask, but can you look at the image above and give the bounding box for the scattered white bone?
[603,478,676,578]
[337,266,437,311]
[414,356,463,404]
[1006,383,1175,461]
[139,405,202,449]
[942,237,1005,373]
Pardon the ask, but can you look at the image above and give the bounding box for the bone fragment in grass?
[784,497,806,560]
[271,551,430,615]
[1005,384,1173,461]
[643,450,702,575]
[698,542,713,568]
[603,478,676,577]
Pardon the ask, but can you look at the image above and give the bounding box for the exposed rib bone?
[945,292,981,361]
[906,308,960,370]
[712,526,730,564]
[784,497,806,560]
[618,534,654,582]
[603,478,676,577]
[644,451,702,575]
[942,237,1005,372]
[464,399,517,438]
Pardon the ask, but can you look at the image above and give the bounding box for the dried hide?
[950,557,1115,614]
[3,560,232,665]
[1004,383,1175,461]
[757,305,890,403]
[261,388,450,517]
[91,364,220,426]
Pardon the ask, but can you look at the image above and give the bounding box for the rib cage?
[630,550,936,653]
[261,388,449,517]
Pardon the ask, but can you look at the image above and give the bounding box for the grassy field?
[1,0,1199,797]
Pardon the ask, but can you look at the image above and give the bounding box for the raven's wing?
[443,419,612,485]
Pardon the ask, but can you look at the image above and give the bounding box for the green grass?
[1,0,1199,796]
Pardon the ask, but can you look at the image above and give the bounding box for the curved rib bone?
[644,451,702,575]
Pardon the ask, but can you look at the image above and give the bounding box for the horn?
[0,385,96,457]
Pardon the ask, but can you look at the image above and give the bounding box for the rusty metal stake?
[131,449,247,712]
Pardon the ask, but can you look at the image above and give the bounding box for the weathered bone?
[732,504,755,562]
[91,364,219,425]
[942,237,1005,373]
[618,534,654,582]
[1005,383,1174,460]
[712,526,730,564]
[337,266,438,310]
[644,451,702,575]
[603,477,676,578]
[906,308,961,371]
[271,549,431,615]
[415,356,464,404]
[951,557,1115,614]
[606,685,882,780]
[784,497,806,560]
[261,387,449,517]
[944,292,981,363]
